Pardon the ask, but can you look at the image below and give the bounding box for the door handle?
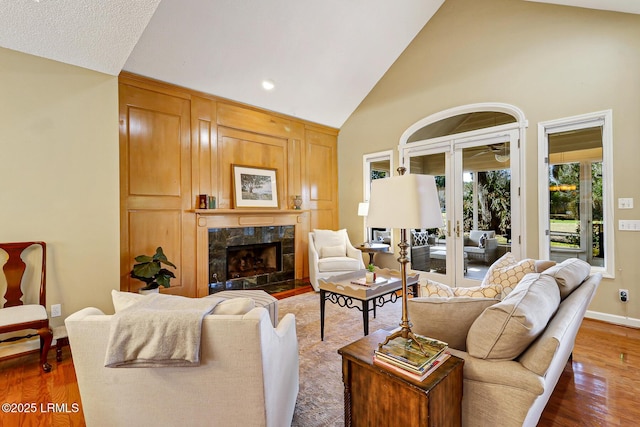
[456,221,461,238]
[447,221,451,237]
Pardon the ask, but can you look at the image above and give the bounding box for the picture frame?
[232,165,279,208]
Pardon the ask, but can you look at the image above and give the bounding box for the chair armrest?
[65,307,106,323]
[448,349,544,396]
[346,244,363,260]
[309,239,320,263]
[485,238,498,250]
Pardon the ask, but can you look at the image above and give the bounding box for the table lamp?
[366,166,443,353]
[357,202,370,244]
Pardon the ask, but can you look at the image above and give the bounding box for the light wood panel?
[119,73,338,295]
[119,83,196,295]
[217,102,294,139]
[305,126,339,231]
[191,96,218,201]
[217,127,289,209]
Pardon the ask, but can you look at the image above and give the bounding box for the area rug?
[277,291,402,427]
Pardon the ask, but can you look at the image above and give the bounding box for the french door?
[403,129,521,287]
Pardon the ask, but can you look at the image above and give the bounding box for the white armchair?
[308,229,365,291]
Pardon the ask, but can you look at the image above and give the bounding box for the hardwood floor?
[538,319,640,426]
[1,318,638,426]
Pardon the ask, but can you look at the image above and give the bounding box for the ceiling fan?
[471,143,510,163]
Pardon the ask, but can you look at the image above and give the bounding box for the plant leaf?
[134,254,154,263]
[132,262,160,278]
[153,247,177,268]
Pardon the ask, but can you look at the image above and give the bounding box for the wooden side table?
[358,243,391,265]
[338,329,463,427]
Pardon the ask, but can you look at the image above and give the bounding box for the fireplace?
[208,225,295,293]
[226,242,281,279]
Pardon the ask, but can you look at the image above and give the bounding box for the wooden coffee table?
[318,268,418,340]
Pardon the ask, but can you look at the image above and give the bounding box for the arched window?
[398,103,526,286]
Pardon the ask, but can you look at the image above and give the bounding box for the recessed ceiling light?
[262,79,275,91]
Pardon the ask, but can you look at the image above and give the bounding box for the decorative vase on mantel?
[293,195,303,210]
[139,287,160,295]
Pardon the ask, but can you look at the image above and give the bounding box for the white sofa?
[66,306,299,427]
[308,229,365,291]
[408,258,600,427]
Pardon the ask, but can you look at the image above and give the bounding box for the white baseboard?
[0,338,38,359]
[586,310,640,328]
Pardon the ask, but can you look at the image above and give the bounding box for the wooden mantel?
[195,209,310,297]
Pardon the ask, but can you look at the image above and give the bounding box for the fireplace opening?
[208,225,295,293]
[226,242,282,279]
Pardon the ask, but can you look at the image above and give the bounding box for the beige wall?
[0,48,120,356]
[338,0,640,324]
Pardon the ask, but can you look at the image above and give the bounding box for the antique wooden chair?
[0,242,52,372]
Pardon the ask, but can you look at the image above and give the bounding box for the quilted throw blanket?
[104,293,223,368]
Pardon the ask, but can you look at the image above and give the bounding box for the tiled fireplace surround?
[196,210,308,297]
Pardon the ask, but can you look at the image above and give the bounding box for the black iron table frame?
[320,282,418,340]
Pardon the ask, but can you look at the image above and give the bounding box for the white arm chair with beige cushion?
[308,229,365,291]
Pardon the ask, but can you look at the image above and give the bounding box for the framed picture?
[232,165,279,208]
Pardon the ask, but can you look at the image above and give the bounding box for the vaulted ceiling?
[1,0,638,128]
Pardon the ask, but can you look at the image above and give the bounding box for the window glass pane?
[548,127,603,267]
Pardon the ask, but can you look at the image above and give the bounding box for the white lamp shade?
[367,174,443,230]
[357,202,369,216]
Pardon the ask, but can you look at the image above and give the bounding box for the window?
[538,110,614,277]
[363,150,393,244]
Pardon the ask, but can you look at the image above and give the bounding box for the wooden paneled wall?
[119,73,339,295]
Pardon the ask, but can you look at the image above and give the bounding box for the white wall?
[0,48,120,356]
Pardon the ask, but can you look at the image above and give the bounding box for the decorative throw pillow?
[314,228,346,250]
[467,273,561,360]
[481,252,536,297]
[408,296,498,351]
[112,290,145,312]
[453,284,503,299]
[541,257,591,299]
[411,231,429,246]
[478,233,487,249]
[321,244,346,258]
[420,280,454,297]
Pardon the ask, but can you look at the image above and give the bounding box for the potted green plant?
[365,263,376,283]
[130,247,176,293]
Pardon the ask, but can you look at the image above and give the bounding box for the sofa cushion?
[466,273,561,360]
[408,296,498,351]
[111,290,255,315]
[321,244,346,258]
[541,258,591,299]
[481,252,536,296]
[317,257,362,272]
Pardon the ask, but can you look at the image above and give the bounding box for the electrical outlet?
[51,304,62,317]
[619,289,629,303]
